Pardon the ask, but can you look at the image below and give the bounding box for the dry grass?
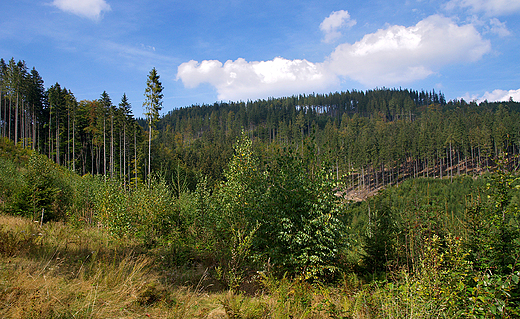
[0,214,159,318]
[0,214,262,318]
[0,213,437,319]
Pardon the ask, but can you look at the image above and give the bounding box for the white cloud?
[320,10,356,43]
[325,15,491,86]
[177,57,337,101]
[445,0,520,16]
[177,15,491,100]
[489,18,511,37]
[52,0,111,20]
[471,89,520,103]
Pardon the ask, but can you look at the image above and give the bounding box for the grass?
[0,214,361,318]
[3,212,511,318]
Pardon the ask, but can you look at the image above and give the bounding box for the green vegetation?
[2,57,520,317]
[2,134,520,317]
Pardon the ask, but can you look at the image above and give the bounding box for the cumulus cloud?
[472,89,520,103]
[445,0,520,16]
[325,15,491,86]
[177,57,337,101]
[320,10,356,43]
[52,0,111,20]
[177,14,491,100]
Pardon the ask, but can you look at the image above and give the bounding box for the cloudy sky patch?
[52,0,111,20]
[326,15,491,86]
[320,10,356,43]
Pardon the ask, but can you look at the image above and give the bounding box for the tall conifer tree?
[143,68,163,177]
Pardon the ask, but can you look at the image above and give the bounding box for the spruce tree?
[143,68,163,177]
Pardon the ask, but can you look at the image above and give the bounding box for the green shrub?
[0,157,24,212]
[261,150,345,279]
[9,153,73,222]
[209,132,346,282]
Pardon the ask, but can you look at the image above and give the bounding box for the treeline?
[3,56,520,192]
[0,58,144,184]
[156,89,520,191]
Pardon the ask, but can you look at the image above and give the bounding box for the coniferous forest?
[1,57,520,318]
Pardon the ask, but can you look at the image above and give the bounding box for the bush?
[261,150,345,279]
[0,157,24,213]
[9,153,73,222]
[209,132,346,282]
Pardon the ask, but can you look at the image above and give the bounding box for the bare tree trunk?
[134,127,137,188]
[67,105,70,168]
[32,107,36,150]
[123,122,127,186]
[103,116,106,176]
[450,142,453,182]
[49,105,52,158]
[14,92,18,144]
[72,109,75,172]
[110,112,114,178]
[8,96,12,141]
[119,129,122,180]
[56,108,60,165]
[148,123,152,178]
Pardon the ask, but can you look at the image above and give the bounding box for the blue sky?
[2,0,520,118]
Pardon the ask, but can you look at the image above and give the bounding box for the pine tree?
[99,91,111,176]
[27,67,45,151]
[119,93,132,185]
[143,68,163,177]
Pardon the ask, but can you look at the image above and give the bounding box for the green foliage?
[261,150,345,279]
[208,132,266,288]
[462,157,520,316]
[0,157,24,212]
[95,176,180,247]
[67,173,103,225]
[354,160,520,317]
[209,132,346,282]
[358,176,487,273]
[143,67,163,127]
[96,179,135,237]
[9,153,73,222]
[214,131,266,234]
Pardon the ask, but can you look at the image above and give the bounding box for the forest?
[1,57,520,318]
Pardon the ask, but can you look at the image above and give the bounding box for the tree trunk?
[72,109,75,172]
[123,122,126,187]
[49,105,52,158]
[110,112,114,178]
[14,92,18,144]
[56,108,60,165]
[134,127,137,189]
[449,142,453,182]
[148,123,152,178]
[103,116,106,176]
[67,105,70,168]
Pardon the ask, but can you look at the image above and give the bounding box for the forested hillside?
[157,89,520,195]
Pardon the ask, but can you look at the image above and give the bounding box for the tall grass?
[0,214,157,318]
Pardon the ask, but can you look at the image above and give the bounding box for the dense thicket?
[2,132,520,317]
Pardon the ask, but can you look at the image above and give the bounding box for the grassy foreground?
[6,212,517,319]
[0,213,380,319]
